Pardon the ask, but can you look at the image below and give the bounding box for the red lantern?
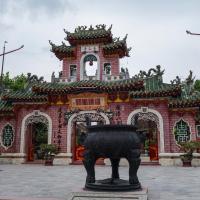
[89,60,93,66]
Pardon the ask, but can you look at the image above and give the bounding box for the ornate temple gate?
[20,111,52,162]
[25,114,49,162]
[130,112,160,161]
[66,92,111,164]
[71,113,106,163]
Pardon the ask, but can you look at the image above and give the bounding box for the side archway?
[67,110,110,156]
[127,108,165,153]
[20,110,52,153]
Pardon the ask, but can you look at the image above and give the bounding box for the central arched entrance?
[67,111,110,164]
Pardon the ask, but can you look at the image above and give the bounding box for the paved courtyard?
[0,164,200,200]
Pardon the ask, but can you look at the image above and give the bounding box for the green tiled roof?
[103,37,131,58]
[2,90,48,102]
[50,25,130,59]
[0,101,13,112]
[169,91,200,108]
[65,25,113,45]
[33,79,144,94]
[49,41,76,60]
[130,76,182,98]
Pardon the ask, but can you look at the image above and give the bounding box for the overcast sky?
[0,0,200,82]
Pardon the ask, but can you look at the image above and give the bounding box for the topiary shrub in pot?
[40,144,58,166]
[179,141,200,167]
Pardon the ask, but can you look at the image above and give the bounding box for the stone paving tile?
[0,164,200,200]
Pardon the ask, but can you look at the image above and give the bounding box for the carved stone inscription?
[81,45,99,53]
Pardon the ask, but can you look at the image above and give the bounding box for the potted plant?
[179,141,200,167]
[40,144,58,166]
[144,140,149,156]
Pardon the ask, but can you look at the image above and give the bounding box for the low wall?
[0,153,26,164]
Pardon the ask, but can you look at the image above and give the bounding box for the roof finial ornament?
[62,41,66,46]
[75,26,87,32]
[89,25,93,30]
[108,24,112,31]
[127,47,132,56]
[127,47,132,51]
[123,34,128,41]
[49,40,55,47]
[63,28,70,34]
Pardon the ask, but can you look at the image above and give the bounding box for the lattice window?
[174,119,191,143]
[1,124,14,149]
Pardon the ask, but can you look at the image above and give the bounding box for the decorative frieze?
[64,109,80,123]
[25,114,49,128]
[131,112,159,128]
[72,113,106,124]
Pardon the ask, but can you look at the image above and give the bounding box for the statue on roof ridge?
[186,70,195,85]
[62,41,66,46]
[75,25,88,32]
[170,76,181,85]
[27,73,44,84]
[150,65,165,76]
[113,37,120,42]
[96,24,106,30]
[89,25,94,31]
[133,65,164,79]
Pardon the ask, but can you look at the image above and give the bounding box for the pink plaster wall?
[0,105,68,154]
[0,101,198,156]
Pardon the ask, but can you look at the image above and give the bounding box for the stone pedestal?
[66,188,148,200]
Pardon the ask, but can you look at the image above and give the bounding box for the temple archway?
[67,110,109,162]
[20,111,52,156]
[127,108,165,154]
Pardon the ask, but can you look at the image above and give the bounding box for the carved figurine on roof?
[133,65,164,79]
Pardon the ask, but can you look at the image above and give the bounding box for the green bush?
[179,141,200,161]
[40,144,58,160]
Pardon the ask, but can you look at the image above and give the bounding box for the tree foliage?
[2,72,27,91]
[194,80,200,92]
[1,72,44,92]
